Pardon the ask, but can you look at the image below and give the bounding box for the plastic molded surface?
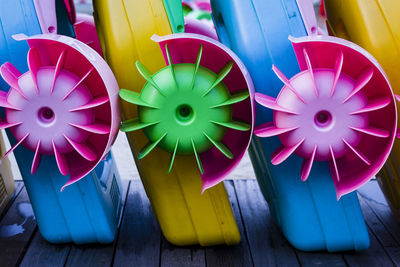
[119,34,253,189]
[184,18,218,40]
[324,0,400,222]
[254,36,396,198]
[183,0,212,22]
[0,0,122,244]
[211,0,370,251]
[93,0,242,246]
[74,13,104,56]
[24,152,123,244]
[1,34,120,190]
[163,0,185,33]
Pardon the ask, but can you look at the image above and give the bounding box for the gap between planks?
[0,180,399,267]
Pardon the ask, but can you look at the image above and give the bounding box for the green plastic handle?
[163,0,185,33]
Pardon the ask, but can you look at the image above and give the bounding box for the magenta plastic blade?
[3,132,29,158]
[0,121,22,130]
[52,140,69,176]
[0,34,121,191]
[342,138,371,165]
[272,65,306,103]
[343,67,374,103]
[64,135,97,161]
[69,122,111,135]
[0,92,21,110]
[350,126,390,138]
[254,93,299,114]
[330,51,344,97]
[50,48,67,94]
[62,67,94,100]
[254,122,298,138]
[27,47,42,95]
[0,63,28,99]
[31,140,42,174]
[271,138,305,165]
[303,49,318,97]
[329,145,340,183]
[276,35,399,197]
[69,96,109,112]
[300,145,317,182]
[349,97,391,115]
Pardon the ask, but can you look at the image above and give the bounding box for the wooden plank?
[233,179,299,267]
[0,186,37,266]
[358,196,400,265]
[205,181,254,267]
[160,237,205,267]
[112,134,140,181]
[235,179,345,267]
[12,180,24,199]
[343,227,395,267]
[65,244,114,267]
[2,178,399,267]
[113,180,161,267]
[0,180,24,221]
[295,180,395,267]
[296,252,347,267]
[64,179,130,267]
[19,231,70,267]
[358,181,400,245]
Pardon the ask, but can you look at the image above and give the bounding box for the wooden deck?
[1,179,400,267]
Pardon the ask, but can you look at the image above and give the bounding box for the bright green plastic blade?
[138,133,167,159]
[120,119,159,132]
[136,61,165,96]
[203,132,233,159]
[195,45,203,71]
[165,44,178,87]
[193,45,203,79]
[190,45,203,90]
[191,139,204,174]
[167,138,180,173]
[119,89,159,108]
[203,61,233,96]
[211,91,250,108]
[211,120,251,131]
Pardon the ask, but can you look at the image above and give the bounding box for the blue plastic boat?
[210,0,370,251]
[0,0,123,244]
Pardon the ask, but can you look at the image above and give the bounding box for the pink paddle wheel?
[254,36,398,198]
[0,34,119,190]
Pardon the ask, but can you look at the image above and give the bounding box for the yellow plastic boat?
[93,0,241,246]
[325,0,400,221]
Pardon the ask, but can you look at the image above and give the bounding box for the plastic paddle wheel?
[254,36,398,198]
[0,34,119,190]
